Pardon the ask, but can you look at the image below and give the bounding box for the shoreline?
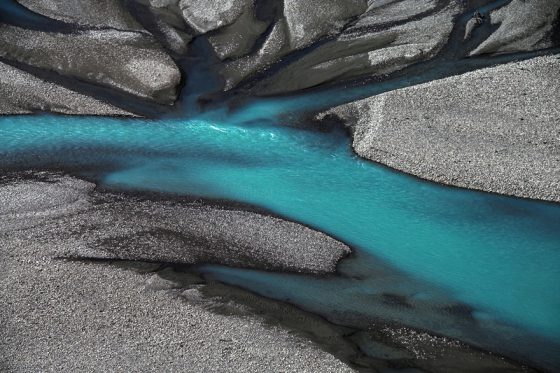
[0,171,351,275]
[320,54,560,204]
[0,170,540,372]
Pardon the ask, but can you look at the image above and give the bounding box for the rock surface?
[0,25,182,104]
[470,0,560,56]
[320,55,560,202]
[0,61,134,116]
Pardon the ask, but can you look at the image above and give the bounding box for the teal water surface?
[1,104,559,366]
[2,0,559,368]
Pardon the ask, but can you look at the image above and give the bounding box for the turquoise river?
[0,0,559,367]
[1,94,559,368]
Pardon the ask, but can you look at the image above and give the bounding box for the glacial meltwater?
[1,97,559,368]
[1,0,559,369]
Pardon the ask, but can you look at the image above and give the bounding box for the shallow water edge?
[0,170,546,372]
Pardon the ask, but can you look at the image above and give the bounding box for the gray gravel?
[320,55,560,202]
[470,0,560,56]
[0,216,354,371]
[138,0,189,32]
[0,172,536,372]
[349,0,438,31]
[16,0,143,31]
[218,0,370,91]
[220,18,291,90]
[0,172,355,371]
[5,0,559,111]
[207,3,268,60]
[0,24,181,105]
[127,0,193,55]
[0,174,350,274]
[283,0,367,50]
[254,2,459,95]
[0,61,134,116]
[179,0,251,34]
